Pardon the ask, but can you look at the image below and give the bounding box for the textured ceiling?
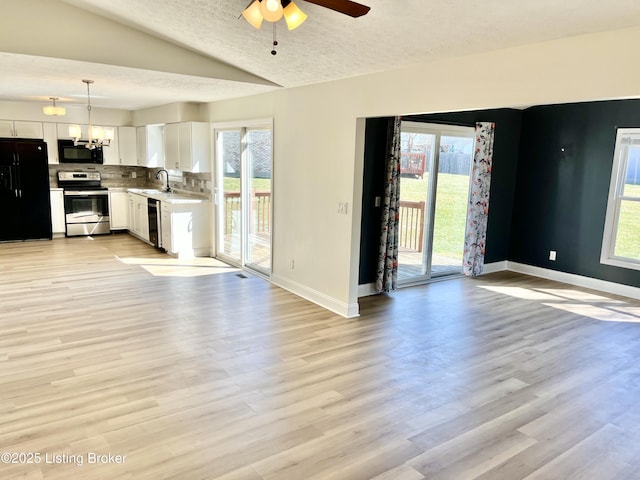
[2,0,640,110]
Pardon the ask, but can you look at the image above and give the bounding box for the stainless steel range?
[57,171,110,236]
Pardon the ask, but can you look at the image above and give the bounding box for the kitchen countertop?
[127,188,209,205]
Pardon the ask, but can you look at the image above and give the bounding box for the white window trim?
[601,128,640,271]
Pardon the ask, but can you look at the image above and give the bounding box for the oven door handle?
[63,190,109,196]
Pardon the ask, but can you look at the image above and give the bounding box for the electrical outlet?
[337,202,349,214]
[289,259,295,270]
[549,250,557,261]
[131,171,137,179]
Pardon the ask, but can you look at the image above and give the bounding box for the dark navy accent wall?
[511,99,640,286]
[359,109,523,285]
[359,118,390,284]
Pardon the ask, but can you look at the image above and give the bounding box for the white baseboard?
[358,283,379,298]
[506,261,640,301]
[481,261,508,274]
[272,274,360,318]
[280,259,640,319]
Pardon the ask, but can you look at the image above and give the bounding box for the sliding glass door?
[398,122,474,285]
[245,128,272,273]
[215,123,272,276]
[217,130,242,261]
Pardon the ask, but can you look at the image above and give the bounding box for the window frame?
[601,128,640,270]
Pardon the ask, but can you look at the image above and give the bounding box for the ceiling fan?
[297,0,370,18]
[242,0,370,54]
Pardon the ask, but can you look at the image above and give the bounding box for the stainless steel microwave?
[58,140,103,164]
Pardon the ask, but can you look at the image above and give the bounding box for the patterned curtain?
[463,122,496,276]
[376,117,402,293]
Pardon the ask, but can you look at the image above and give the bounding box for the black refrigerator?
[0,138,52,242]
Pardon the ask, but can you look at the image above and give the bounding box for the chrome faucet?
[155,169,171,192]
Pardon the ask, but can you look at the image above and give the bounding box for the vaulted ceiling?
[2,0,640,110]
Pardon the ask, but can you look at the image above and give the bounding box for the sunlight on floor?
[478,286,560,301]
[479,285,640,323]
[116,256,240,277]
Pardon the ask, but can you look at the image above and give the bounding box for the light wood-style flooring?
[1,234,640,479]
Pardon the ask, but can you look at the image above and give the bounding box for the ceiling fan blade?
[303,0,370,18]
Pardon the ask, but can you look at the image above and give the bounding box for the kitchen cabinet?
[57,123,107,140]
[101,127,119,165]
[0,120,43,139]
[43,122,59,164]
[160,200,211,257]
[50,188,65,235]
[164,122,210,172]
[118,126,138,166]
[128,193,150,241]
[136,124,164,168]
[57,123,76,140]
[56,123,116,145]
[109,190,128,230]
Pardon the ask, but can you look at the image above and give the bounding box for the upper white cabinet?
[43,122,59,164]
[57,123,86,140]
[164,122,210,173]
[137,125,165,168]
[164,123,180,170]
[0,120,43,139]
[118,126,138,166]
[102,128,119,165]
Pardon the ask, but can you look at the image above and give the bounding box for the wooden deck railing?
[224,193,423,253]
[224,191,271,234]
[399,200,425,252]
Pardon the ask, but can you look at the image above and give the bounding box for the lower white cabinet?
[50,188,65,234]
[109,190,128,230]
[128,193,149,241]
[160,201,210,257]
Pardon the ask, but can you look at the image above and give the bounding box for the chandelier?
[68,80,114,150]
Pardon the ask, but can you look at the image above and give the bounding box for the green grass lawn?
[614,197,640,259]
[400,173,470,261]
[223,177,271,193]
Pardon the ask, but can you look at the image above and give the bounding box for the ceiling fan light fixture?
[259,0,283,22]
[43,97,66,116]
[283,1,307,30]
[242,0,263,29]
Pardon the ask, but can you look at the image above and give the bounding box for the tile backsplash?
[49,164,212,199]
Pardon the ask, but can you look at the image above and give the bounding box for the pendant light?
[43,97,66,116]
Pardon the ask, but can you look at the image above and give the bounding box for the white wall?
[204,25,640,318]
[131,102,203,126]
